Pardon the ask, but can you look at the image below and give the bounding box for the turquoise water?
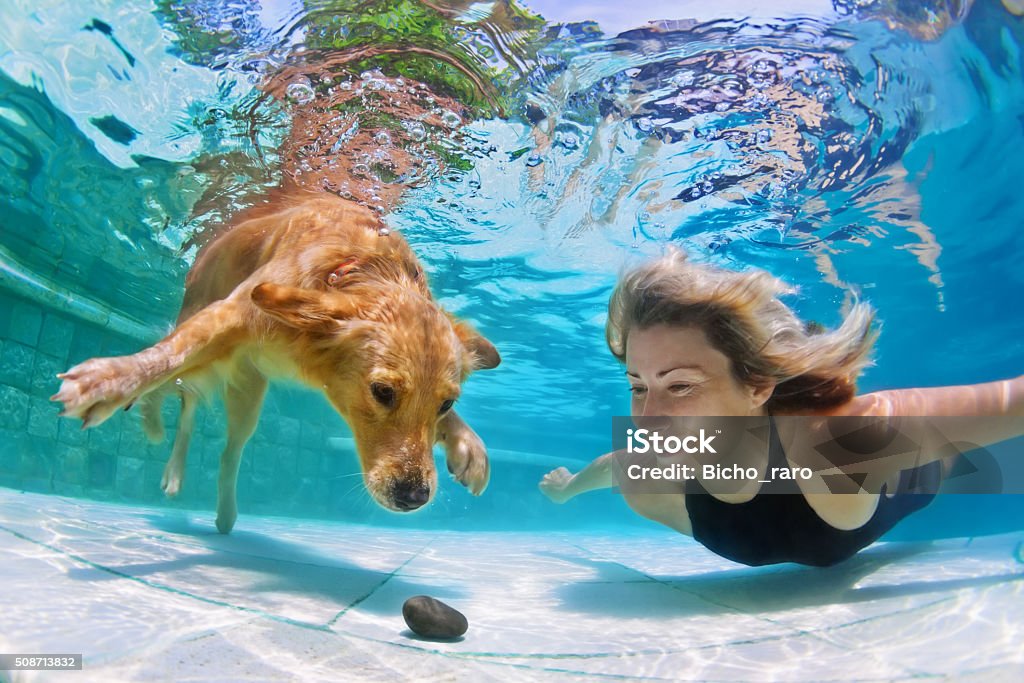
[1,0,1023,540]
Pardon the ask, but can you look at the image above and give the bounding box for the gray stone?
[402,596,468,639]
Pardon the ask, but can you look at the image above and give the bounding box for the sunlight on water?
[1,0,1023,514]
[1,7,1024,679]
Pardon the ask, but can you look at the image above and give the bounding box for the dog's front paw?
[444,424,490,495]
[50,355,144,428]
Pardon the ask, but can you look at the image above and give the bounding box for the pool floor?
[0,488,1022,682]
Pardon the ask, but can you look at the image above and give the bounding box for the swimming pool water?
[1,0,1023,679]
[2,0,1022,531]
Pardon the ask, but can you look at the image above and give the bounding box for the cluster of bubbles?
[275,67,472,212]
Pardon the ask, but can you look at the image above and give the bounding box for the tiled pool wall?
[0,288,326,511]
[0,288,627,529]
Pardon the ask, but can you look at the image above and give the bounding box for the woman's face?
[624,324,772,417]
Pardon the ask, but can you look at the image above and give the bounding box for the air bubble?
[441,111,462,128]
[360,70,387,90]
[635,117,654,133]
[285,80,315,105]
[525,153,543,167]
[403,120,427,142]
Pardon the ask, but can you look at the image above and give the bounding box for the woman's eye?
[629,386,647,395]
[669,384,693,393]
[371,383,397,408]
[438,399,455,414]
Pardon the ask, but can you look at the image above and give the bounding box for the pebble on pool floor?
[402,595,469,639]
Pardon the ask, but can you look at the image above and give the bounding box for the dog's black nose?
[393,482,431,511]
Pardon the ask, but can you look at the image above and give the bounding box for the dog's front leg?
[52,298,248,428]
[437,410,490,495]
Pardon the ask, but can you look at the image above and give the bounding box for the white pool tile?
[1,488,1022,682]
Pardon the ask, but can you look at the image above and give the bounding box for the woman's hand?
[539,466,575,504]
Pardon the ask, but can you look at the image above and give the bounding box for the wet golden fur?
[52,192,499,532]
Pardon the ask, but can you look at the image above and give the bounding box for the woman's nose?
[637,392,673,430]
[640,391,664,416]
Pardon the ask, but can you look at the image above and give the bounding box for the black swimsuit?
[684,419,941,567]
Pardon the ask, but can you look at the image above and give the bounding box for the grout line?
[0,246,159,341]
[0,521,674,680]
[326,535,440,626]
[566,540,803,630]
[3,496,1020,681]
[77,514,416,574]
[0,522,333,633]
[561,539,931,678]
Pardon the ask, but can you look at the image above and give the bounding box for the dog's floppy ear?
[251,283,363,329]
[454,320,500,371]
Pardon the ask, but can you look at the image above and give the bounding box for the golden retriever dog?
[51,192,500,532]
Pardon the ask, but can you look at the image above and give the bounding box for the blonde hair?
[606,249,879,413]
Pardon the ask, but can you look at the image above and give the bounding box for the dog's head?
[251,281,499,512]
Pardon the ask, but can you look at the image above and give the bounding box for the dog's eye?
[438,399,455,415]
[371,383,396,408]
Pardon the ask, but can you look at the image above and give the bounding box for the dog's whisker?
[347,494,373,519]
[328,472,364,481]
[342,483,367,499]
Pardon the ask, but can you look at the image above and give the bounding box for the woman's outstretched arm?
[801,374,1024,487]
[539,452,617,503]
[842,374,1024,442]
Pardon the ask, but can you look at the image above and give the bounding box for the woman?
[539,250,1024,566]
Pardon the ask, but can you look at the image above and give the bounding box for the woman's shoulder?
[772,392,892,419]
